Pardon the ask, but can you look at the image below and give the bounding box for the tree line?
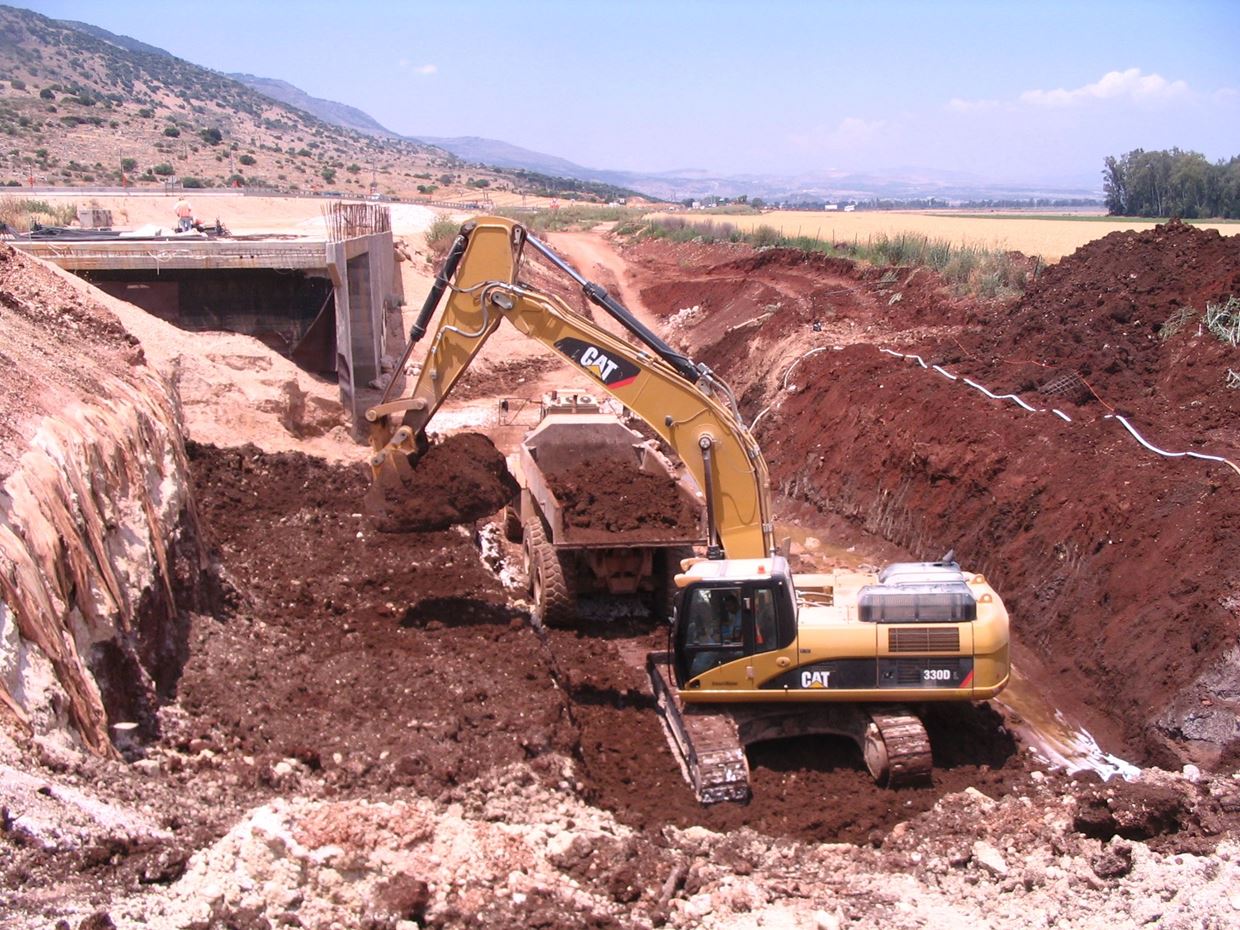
[1104,148,1240,218]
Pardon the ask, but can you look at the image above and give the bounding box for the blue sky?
[17,0,1240,187]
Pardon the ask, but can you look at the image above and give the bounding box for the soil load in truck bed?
[550,459,702,543]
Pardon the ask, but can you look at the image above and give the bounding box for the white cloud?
[398,60,438,75]
[1019,68,1189,107]
[947,97,1001,113]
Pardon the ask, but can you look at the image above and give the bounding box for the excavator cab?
[672,558,798,687]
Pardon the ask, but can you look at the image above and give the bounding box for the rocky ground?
[1,220,1238,928]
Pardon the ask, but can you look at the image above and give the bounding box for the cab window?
[683,586,744,678]
[752,586,779,654]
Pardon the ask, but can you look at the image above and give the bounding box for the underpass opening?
[81,267,338,378]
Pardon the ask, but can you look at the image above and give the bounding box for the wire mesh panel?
[323,202,392,241]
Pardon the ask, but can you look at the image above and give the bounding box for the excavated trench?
[152,441,1031,849]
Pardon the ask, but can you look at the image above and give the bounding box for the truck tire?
[523,519,575,628]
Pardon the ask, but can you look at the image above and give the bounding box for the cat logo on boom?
[555,337,640,388]
[801,670,832,688]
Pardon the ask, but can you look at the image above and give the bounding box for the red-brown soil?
[552,461,700,540]
[182,441,566,791]
[373,431,518,533]
[180,442,1029,842]
[622,222,1240,772]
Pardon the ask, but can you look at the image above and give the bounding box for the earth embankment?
[624,221,1239,769]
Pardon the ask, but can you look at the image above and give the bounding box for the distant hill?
[231,73,400,140]
[414,135,596,177]
[0,5,513,199]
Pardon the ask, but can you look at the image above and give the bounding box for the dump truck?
[511,391,705,626]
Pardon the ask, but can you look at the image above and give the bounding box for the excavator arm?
[366,216,774,560]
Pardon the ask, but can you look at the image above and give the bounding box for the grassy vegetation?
[0,195,77,231]
[425,215,463,254]
[495,204,647,233]
[1161,295,1240,348]
[620,217,1037,298]
[1204,296,1240,347]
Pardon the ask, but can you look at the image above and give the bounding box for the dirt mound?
[553,461,700,540]
[0,243,144,478]
[625,237,972,414]
[182,442,572,794]
[373,431,519,532]
[953,219,1240,441]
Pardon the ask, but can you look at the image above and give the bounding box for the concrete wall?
[326,230,399,435]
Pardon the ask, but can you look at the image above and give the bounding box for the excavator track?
[863,710,933,787]
[647,652,749,804]
[645,651,932,803]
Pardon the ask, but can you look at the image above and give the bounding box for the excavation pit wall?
[0,244,211,753]
[624,223,1240,772]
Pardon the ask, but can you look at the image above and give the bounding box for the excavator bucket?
[362,423,430,531]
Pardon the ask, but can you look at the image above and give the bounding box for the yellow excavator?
[367,216,1010,803]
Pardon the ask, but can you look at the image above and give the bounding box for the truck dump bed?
[519,413,705,548]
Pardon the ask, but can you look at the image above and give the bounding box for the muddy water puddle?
[998,665,1139,780]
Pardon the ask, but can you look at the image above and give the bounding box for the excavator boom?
[367,216,774,559]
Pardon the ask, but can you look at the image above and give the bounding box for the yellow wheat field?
[644,210,1240,261]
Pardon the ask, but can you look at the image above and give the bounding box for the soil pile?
[955,219,1240,442]
[373,431,518,532]
[0,243,143,477]
[182,441,568,789]
[553,461,701,541]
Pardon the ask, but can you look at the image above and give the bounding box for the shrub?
[425,216,460,254]
[39,88,53,100]
[152,163,174,176]
[9,79,25,90]
[199,127,222,145]
[137,107,153,118]
[163,125,180,137]
[120,157,137,172]
[0,195,76,231]
[181,176,206,188]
